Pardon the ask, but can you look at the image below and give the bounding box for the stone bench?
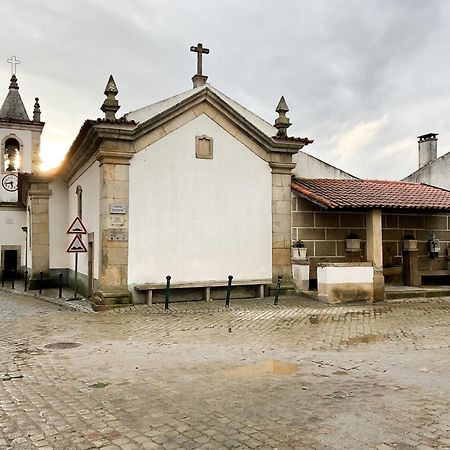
[134,279,269,304]
[418,270,450,284]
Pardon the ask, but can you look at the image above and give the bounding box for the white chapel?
[0,47,318,310]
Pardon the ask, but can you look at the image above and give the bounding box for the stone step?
[386,289,450,300]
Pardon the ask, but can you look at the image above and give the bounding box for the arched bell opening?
[3,137,21,172]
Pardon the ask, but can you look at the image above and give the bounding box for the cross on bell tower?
[190,42,209,88]
[7,56,20,75]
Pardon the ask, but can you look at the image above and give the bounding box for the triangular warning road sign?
[67,235,87,253]
[67,217,87,234]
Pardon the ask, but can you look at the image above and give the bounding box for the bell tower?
[0,56,47,288]
[0,57,45,204]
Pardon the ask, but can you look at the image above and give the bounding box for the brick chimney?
[418,133,438,168]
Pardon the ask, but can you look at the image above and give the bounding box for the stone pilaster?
[31,130,42,173]
[92,142,133,311]
[366,209,385,301]
[28,179,51,287]
[270,160,296,290]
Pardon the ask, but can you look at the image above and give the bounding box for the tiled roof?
[272,136,313,145]
[291,178,450,211]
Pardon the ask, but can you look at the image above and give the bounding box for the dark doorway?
[4,250,18,277]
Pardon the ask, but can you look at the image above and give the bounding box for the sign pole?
[67,217,88,301]
[74,252,78,299]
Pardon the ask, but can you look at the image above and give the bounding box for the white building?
[402,133,450,188]
[0,47,362,309]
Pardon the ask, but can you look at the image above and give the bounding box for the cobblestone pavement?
[0,290,449,450]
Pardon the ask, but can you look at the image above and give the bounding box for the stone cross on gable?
[7,56,20,75]
[190,43,209,76]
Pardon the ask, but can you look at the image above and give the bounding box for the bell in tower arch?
[4,137,20,171]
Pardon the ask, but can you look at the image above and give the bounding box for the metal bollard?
[11,270,15,289]
[1,269,4,287]
[24,270,28,291]
[225,275,233,308]
[58,273,63,299]
[274,275,282,305]
[39,271,43,295]
[165,275,171,310]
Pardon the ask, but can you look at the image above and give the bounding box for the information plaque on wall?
[109,204,126,214]
[108,229,128,241]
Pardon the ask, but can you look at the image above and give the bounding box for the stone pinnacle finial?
[101,75,120,120]
[274,96,291,137]
[9,74,19,90]
[33,97,41,122]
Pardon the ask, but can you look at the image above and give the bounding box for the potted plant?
[345,233,361,251]
[403,234,418,251]
[292,240,307,259]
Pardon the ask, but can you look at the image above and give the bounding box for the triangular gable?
[125,84,277,138]
[130,86,310,162]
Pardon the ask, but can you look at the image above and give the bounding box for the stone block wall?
[382,212,450,272]
[292,195,450,283]
[291,196,365,281]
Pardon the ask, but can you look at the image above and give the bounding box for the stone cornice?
[60,120,136,181]
[0,202,26,211]
[21,173,53,203]
[0,120,45,132]
[269,162,296,174]
[28,188,52,199]
[97,150,134,166]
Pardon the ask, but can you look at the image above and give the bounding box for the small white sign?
[110,204,126,214]
[111,216,124,226]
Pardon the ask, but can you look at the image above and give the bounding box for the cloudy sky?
[1,0,449,179]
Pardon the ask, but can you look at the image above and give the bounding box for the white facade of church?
[0,55,321,309]
[2,52,365,309]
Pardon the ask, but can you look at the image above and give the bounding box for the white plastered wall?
[49,177,70,269]
[67,161,100,278]
[0,209,27,266]
[293,151,357,180]
[128,113,272,284]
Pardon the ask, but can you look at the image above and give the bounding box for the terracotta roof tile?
[272,136,314,145]
[291,178,450,211]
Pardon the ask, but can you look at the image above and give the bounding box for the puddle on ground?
[45,342,81,350]
[90,382,109,389]
[332,370,348,376]
[224,360,299,377]
[346,335,384,346]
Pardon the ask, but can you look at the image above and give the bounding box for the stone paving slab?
[0,290,449,449]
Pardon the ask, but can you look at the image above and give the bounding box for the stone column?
[402,249,420,286]
[366,208,385,301]
[270,161,296,291]
[92,145,133,311]
[28,180,51,288]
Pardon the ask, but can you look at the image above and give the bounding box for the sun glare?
[39,138,69,172]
